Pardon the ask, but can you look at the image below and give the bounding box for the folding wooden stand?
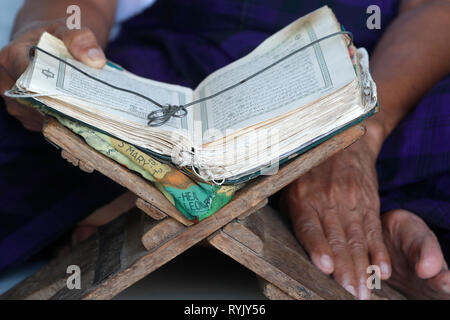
[1,117,405,300]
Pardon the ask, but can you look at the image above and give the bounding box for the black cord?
[29,30,353,127]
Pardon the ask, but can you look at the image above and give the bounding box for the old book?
[9,6,377,184]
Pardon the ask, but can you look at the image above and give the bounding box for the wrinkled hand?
[0,19,107,131]
[282,133,391,300]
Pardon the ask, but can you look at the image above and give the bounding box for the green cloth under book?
[22,99,243,222]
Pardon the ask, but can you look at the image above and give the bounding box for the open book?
[10,6,377,184]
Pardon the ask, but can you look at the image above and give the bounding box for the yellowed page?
[18,32,193,132]
[192,6,355,144]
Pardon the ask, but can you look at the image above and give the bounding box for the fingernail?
[320,254,333,272]
[380,262,390,276]
[345,285,357,296]
[358,283,370,300]
[442,284,450,294]
[87,48,105,61]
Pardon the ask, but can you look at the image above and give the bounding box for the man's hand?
[282,125,391,300]
[0,20,107,131]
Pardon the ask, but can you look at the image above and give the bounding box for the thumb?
[55,27,106,69]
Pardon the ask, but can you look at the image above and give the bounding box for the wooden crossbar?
[1,116,405,300]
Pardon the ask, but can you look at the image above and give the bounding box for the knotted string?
[26,31,354,127]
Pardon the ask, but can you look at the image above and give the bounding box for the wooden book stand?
[1,117,405,300]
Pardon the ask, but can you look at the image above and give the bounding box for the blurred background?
[0,0,265,300]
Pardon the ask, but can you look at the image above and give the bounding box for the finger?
[343,217,371,300]
[365,212,391,280]
[321,210,358,297]
[54,27,106,68]
[291,202,335,274]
